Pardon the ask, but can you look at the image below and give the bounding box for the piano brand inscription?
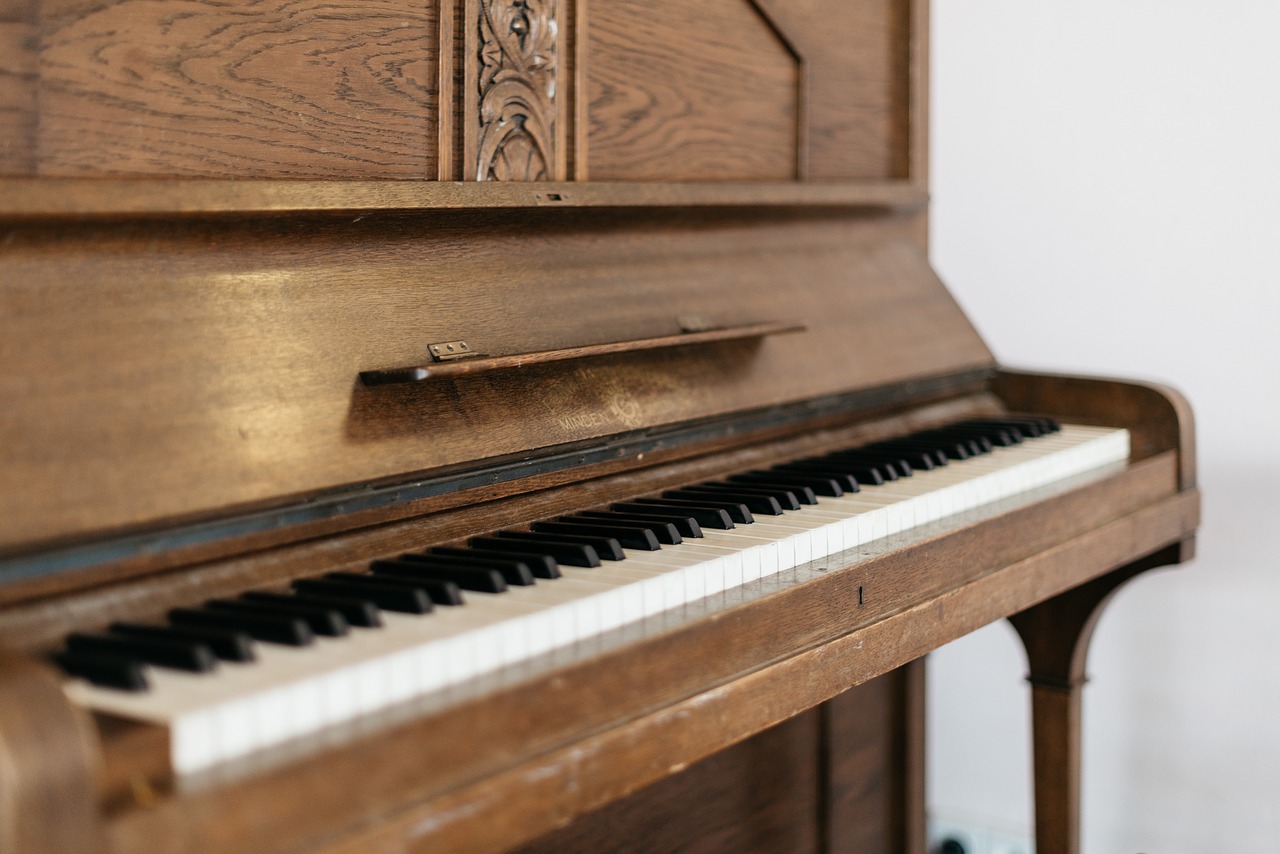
[546,366,647,432]
[558,412,611,431]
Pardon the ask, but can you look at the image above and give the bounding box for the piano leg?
[1008,540,1194,854]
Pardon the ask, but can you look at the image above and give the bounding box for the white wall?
[929,3,1280,851]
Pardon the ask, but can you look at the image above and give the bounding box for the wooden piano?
[0,1,1199,852]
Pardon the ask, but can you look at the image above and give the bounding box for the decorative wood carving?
[472,0,561,181]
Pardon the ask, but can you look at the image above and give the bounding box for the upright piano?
[0,2,1199,852]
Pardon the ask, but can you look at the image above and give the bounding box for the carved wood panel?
[464,0,567,181]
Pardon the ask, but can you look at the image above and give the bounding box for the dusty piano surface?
[0,2,1198,852]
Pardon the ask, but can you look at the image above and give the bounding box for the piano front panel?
[0,209,988,559]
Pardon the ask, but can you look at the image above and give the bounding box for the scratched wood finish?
[584,0,800,181]
[92,467,1198,853]
[26,0,439,178]
[0,210,986,554]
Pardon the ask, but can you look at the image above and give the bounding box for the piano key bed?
[57,418,1129,777]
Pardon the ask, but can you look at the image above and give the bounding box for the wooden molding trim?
[0,178,927,219]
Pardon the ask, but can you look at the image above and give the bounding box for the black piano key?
[930,425,1020,446]
[864,441,959,464]
[691,481,798,507]
[806,456,897,482]
[665,485,787,514]
[963,415,1057,436]
[243,591,382,629]
[430,546,561,579]
[564,513,684,545]
[371,558,507,593]
[816,456,900,481]
[954,418,1031,439]
[592,507,703,538]
[67,631,217,673]
[850,447,940,470]
[207,598,349,638]
[776,459,878,486]
[170,607,314,647]
[494,530,625,561]
[398,552,536,586]
[615,500,735,530]
[678,483,798,512]
[822,451,912,478]
[700,480,814,506]
[636,496,754,525]
[109,621,256,663]
[471,534,604,566]
[770,465,861,492]
[296,576,444,611]
[52,651,148,691]
[533,520,661,551]
[727,471,844,498]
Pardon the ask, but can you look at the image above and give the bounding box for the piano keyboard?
[59,420,1129,775]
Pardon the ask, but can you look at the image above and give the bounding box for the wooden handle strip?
[359,321,806,385]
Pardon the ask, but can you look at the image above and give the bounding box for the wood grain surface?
[755,0,913,180]
[32,0,439,178]
[0,0,37,174]
[0,210,984,555]
[585,0,799,181]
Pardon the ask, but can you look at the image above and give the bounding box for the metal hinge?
[427,340,483,362]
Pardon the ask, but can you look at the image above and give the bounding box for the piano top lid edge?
[0,178,929,221]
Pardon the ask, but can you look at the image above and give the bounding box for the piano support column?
[0,653,104,854]
[1008,540,1193,854]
